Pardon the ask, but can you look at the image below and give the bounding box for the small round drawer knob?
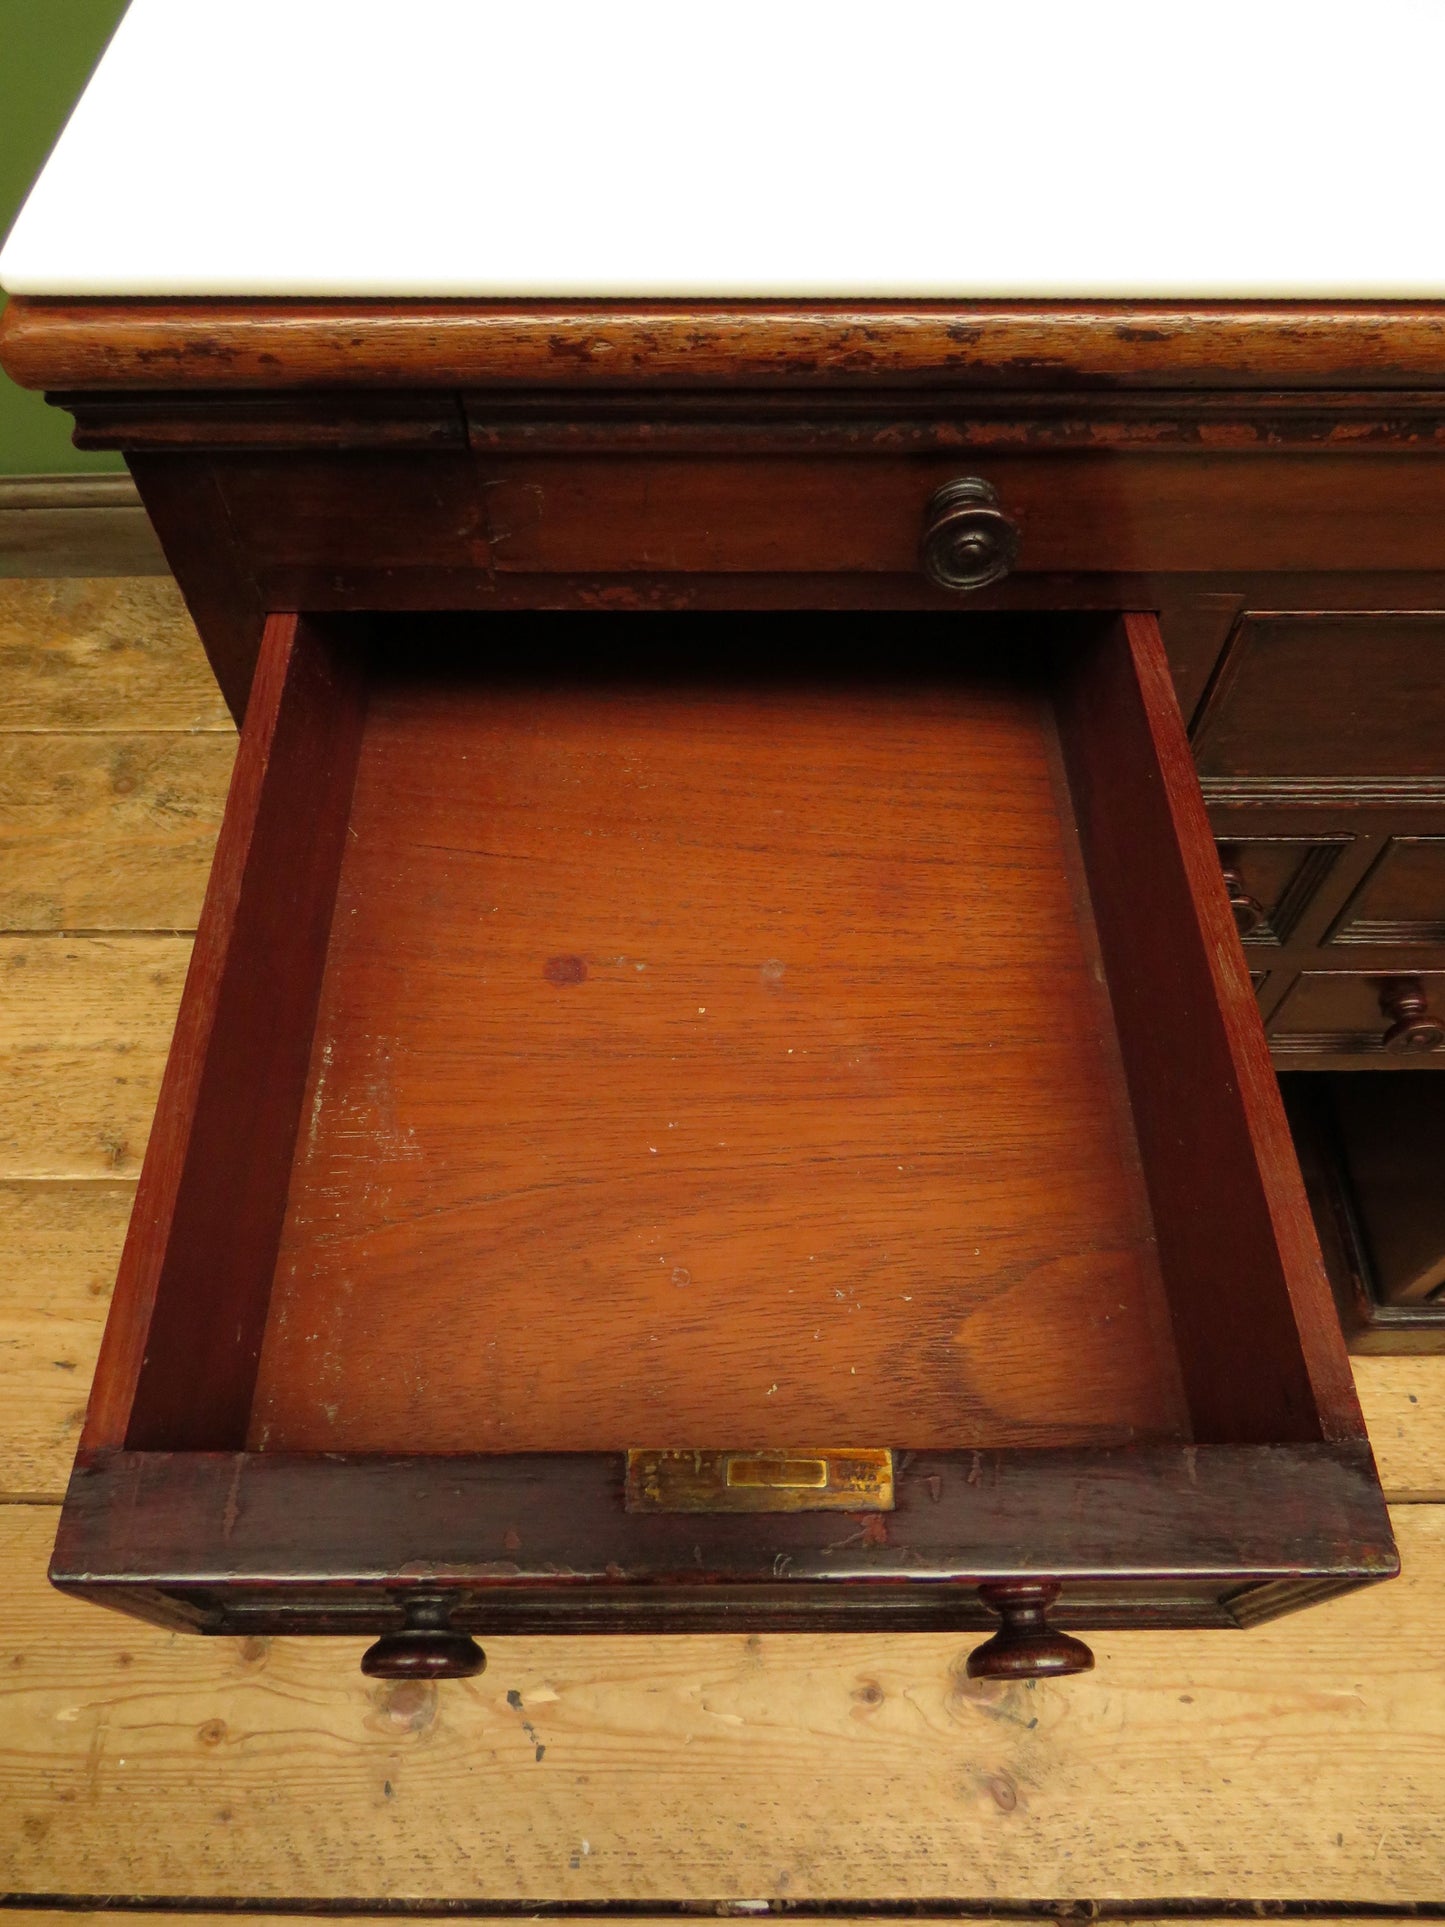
[966,1580,1094,1680]
[361,1594,486,1679]
[1380,977,1445,1055]
[921,478,1020,592]
[1221,866,1266,938]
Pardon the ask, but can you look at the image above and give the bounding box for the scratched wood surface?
[0,580,1442,1904]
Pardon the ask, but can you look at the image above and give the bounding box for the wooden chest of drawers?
[7,297,1441,1672]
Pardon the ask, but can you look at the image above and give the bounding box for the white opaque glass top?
[2,0,1443,298]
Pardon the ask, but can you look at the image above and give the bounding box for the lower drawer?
[1270,969,1445,1059]
[54,608,1393,1681]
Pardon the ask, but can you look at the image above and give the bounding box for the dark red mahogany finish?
[968,1583,1096,1679]
[0,297,1418,1666]
[41,609,1395,1677]
[361,1597,487,1680]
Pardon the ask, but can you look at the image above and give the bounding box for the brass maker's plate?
[625,1448,894,1514]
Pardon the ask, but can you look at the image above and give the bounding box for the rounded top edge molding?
[6,298,1445,394]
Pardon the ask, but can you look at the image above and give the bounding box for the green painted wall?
[0,0,131,473]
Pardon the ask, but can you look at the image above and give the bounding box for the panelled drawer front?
[1215,836,1351,945]
[211,452,1445,589]
[1199,614,1445,1065]
[1195,613,1445,791]
[1328,836,1445,945]
[1270,970,1445,1058]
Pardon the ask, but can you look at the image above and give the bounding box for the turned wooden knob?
[966,1580,1094,1680]
[921,478,1020,591]
[1380,977,1445,1055]
[1221,866,1266,938]
[361,1594,486,1679]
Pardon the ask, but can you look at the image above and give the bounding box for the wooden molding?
[6,297,1445,393]
[1202,776,1445,807]
[1219,836,1354,949]
[43,385,1445,455]
[0,471,167,576]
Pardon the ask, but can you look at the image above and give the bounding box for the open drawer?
[53,609,1396,1680]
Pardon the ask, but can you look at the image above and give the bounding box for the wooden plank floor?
[1,578,1442,1908]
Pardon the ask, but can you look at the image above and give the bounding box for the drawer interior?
[252,628,1180,1453]
[104,612,1351,1461]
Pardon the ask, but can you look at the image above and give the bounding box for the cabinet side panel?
[125,453,267,723]
[1055,613,1365,1444]
[83,614,367,1453]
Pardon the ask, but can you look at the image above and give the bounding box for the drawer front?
[61,606,1390,1672]
[1195,613,1445,790]
[1201,616,1445,1065]
[208,451,1445,592]
[1328,835,1445,944]
[1269,968,1445,1058]
[1215,835,1351,945]
[1208,821,1445,1064]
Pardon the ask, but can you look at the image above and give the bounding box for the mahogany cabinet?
[7,298,1442,1672]
[1200,612,1445,1064]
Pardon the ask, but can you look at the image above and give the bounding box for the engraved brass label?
[625,1448,894,1513]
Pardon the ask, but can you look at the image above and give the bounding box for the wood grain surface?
[0,577,234,929]
[0,937,189,1178]
[0,578,230,730]
[107,616,367,1456]
[0,578,1441,1906]
[24,1261,1445,1513]
[208,447,1445,581]
[1058,616,1359,1446]
[12,1920,1425,1927]
[6,1920,1424,1927]
[0,1183,129,1502]
[7,299,1445,391]
[0,486,169,581]
[0,734,233,931]
[255,645,1178,1455]
[1352,1356,1445,1499]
